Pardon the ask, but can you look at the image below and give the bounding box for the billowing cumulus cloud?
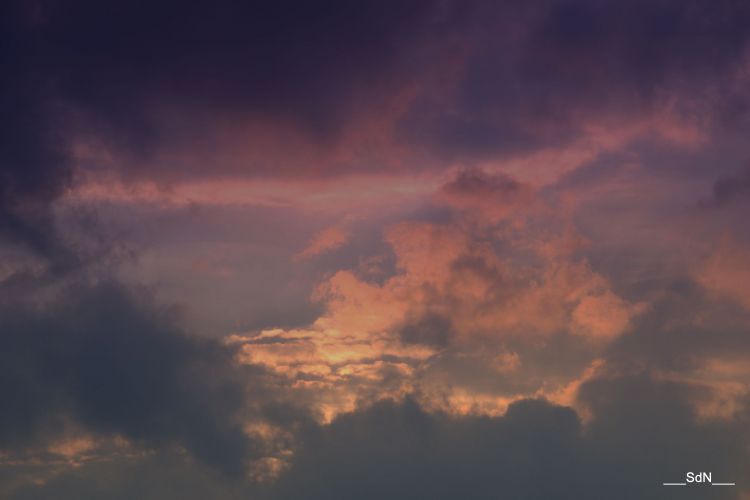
[228,171,650,419]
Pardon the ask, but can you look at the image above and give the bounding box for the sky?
[2,0,750,498]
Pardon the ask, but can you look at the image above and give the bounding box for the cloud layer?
[3,0,750,498]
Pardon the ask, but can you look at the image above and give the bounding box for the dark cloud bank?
[0,282,253,476]
[3,0,750,185]
[8,376,749,500]
[276,381,747,500]
[1,282,749,496]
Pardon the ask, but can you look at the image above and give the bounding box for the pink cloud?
[697,237,750,310]
[296,226,350,259]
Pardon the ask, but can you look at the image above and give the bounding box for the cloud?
[696,237,750,310]
[7,369,750,499]
[3,450,255,500]
[5,0,749,199]
[571,290,648,340]
[0,281,256,477]
[272,374,749,500]
[3,0,750,497]
[0,2,75,266]
[7,0,457,184]
[230,193,645,420]
[433,168,533,223]
[709,166,750,208]
[296,226,350,260]
[398,0,750,163]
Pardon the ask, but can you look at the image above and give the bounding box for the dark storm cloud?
[8,373,749,500]
[0,0,453,258]
[0,282,255,476]
[5,451,256,500]
[272,375,747,500]
[0,2,75,264]
[400,0,750,160]
[577,374,746,499]
[24,0,452,168]
[249,255,750,500]
[599,280,750,376]
[5,0,749,195]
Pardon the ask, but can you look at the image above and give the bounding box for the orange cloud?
[233,209,644,421]
[296,226,350,259]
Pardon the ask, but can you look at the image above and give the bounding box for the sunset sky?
[3,1,750,498]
